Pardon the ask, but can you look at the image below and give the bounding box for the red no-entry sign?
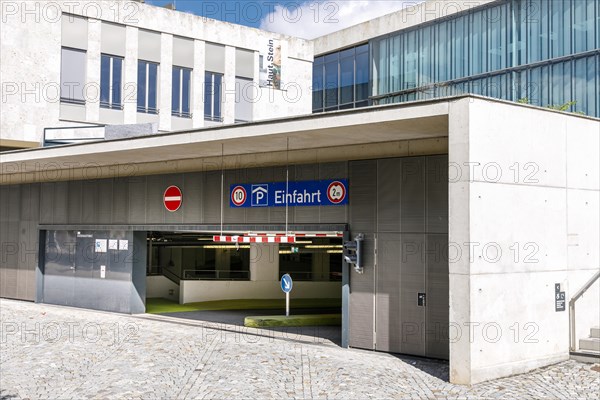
[163,186,182,212]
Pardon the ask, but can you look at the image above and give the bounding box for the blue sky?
[146,0,279,28]
[145,1,421,39]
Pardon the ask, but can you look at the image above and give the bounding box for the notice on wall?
[100,265,106,279]
[259,38,282,90]
[95,239,107,253]
[555,283,566,312]
[119,240,129,251]
[108,240,118,251]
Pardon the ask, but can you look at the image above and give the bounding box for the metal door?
[42,230,77,306]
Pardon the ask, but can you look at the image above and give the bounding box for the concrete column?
[215,249,231,279]
[250,244,279,281]
[123,26,138,124]
[312,252,329,281]
[85,19,101,122]
[192,40,206,129]
[223,45,236,125]
[159,33,173,131]
[448,98,472,385]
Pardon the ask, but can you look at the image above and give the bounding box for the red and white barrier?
[246,232,344,238]
[213,235,296,244]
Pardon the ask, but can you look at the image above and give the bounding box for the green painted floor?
[145,297,342,314]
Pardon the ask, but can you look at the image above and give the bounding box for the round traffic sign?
[280,273,293,293]
[163,186,182,212]
[327,181,347,204]
[231,186,247,207]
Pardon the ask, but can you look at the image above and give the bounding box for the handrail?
[162,267,181,285]
[569,270,600,351]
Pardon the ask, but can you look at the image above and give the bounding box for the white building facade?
[1,0,313,149]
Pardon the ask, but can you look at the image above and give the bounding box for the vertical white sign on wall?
[259,38,282,90]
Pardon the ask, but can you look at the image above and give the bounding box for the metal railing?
[569,270,600,351]
[162,267,181,285]
[183,269,250,281]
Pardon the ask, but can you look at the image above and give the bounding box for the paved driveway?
[0,299,598,399]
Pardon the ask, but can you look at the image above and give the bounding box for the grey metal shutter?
[348,160,377,349]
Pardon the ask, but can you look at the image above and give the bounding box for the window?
[60,47,87,105]
[312,44,371,113]
[172,66,192,118]
[235,77,253,123]
[100,54,123,110]
[204,71,223,122]
[137,60,159,114]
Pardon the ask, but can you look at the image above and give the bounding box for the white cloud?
[259,1,425,39]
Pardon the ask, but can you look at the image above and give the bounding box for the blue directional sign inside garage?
[230,179,348,208]
[281,274,293,294]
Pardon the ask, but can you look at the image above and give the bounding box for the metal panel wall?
[102,22,126,57]
[41,230,143,314]
[0,184,40,301]
[348,160,377,349]
[62,14,88,50]
[349,155,449,359]
[1,157,447,345]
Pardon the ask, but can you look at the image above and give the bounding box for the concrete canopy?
[0,97,453,184]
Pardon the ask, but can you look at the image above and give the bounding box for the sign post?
[280,273,293,317]
[163,186,183,212]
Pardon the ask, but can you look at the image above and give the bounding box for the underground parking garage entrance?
[144,230,345,306]
[32,155,449,359]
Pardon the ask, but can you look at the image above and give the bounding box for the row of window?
[370,0,598,99]
[373,53,599,118]
[312,0,599,118]
[60,48,254,122]
[312,44,370,113]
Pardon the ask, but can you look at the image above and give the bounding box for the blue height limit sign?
[230,179,348,208]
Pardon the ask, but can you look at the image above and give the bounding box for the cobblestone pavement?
[1,299,598,399]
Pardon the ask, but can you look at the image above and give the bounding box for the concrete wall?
[146,275,180,302]
[250,243,279,282]
[1,0,313,145]
[180,280,341,304]
[448,97,600,384]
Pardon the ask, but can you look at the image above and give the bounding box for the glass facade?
[137,60,159,114]
[172,66,192,118]
[204,71,223,122]
[314,0,599,117]
[100,54,123,110]
[313,44,370,112]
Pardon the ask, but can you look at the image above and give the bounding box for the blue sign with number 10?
[230,179,348,208]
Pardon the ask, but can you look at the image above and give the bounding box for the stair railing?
[569,270,600,351]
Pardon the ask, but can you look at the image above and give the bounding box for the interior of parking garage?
[145,231,343,305]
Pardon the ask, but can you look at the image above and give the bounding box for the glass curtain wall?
[313,44,370,112]
[369,0,599,117]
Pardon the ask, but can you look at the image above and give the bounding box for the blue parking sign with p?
[251,184,269,207]
[230,179,348,208]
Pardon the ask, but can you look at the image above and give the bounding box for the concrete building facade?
[1,0,313,149]
[1,0,599,387]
